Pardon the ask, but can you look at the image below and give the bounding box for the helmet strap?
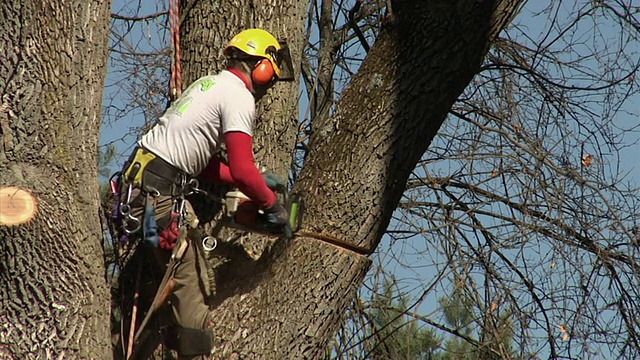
[239,61,253,75]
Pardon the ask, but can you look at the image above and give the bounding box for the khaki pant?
[129,190,212,354]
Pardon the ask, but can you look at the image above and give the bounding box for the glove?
[262,172,286,191]
[263,200,289,227]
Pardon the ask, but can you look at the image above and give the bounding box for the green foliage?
[440,287,474,334]
[360,281,515,360]
[437,286,515,360]
[365,280,441,359]
[437,287,478,360]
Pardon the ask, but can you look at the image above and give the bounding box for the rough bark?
[178,0,523,358]
[0,0,112,358]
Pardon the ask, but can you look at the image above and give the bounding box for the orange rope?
[169,0,182,100]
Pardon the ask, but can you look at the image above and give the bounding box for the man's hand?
[263,200,289,226]
[262,172,286,191]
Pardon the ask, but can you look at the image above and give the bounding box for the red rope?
[169,0,182,100]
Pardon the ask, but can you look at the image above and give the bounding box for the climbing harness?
[108,146,214,358]
[110,147,195,241]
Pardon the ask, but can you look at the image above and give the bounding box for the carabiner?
[120,203,131,216]
[185,178,205,196]
[124,213,142,234]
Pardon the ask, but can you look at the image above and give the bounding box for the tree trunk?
[0,0,112,358]
[181,0,523,358]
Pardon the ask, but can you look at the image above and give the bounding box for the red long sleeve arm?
[199,131,276,208]
[199,156,234,184]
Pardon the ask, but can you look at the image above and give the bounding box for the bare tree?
[103,1,172,158]
[337,1,640,359]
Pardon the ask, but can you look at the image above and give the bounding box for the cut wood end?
[0,187,38,226]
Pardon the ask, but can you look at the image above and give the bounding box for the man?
[117,28,293,358]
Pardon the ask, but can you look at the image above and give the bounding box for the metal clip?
[123,215,141,234]
[171,196,187,228]
[119,184,141,234]
[120,203,141,234]
[146,187,160,198]
[172,197,186,215]
[202,236,217,252]
[184,178,206,196]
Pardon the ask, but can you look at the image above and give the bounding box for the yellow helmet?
[224,29,283,78]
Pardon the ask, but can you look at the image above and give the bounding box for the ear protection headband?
[251,59,275,85]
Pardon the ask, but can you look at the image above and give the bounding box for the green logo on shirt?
[200,79,214,92]
[169,78,216,115]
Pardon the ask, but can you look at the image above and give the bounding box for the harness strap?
[123,147,189,197]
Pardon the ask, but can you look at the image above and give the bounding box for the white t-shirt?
[140,70,255,175]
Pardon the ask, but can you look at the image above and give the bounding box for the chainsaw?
[220,186,302,238]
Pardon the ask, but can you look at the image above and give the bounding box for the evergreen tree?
[366,279,441,359]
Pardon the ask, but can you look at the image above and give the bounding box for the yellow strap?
[124,148,157,185]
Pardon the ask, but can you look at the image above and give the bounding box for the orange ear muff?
[251,59,275,85]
